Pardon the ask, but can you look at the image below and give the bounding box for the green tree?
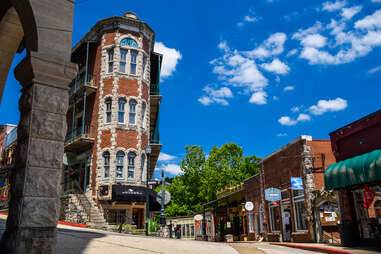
[165,143,260,217]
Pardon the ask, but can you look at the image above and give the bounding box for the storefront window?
[269,204,280,232]
[293,190,308,231]
[105,209,126,225]
[248,212,254,233]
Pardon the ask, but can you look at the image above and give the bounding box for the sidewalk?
[271,242,381,254]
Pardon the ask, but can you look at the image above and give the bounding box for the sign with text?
[291,177,304,190]
[264,188,281,202]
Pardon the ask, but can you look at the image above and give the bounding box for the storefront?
[325,150,381,245]
[167,216,196,240]
[202,183,247,242]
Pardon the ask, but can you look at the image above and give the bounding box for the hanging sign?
[245,201,254,211]
[264,188,281,202]
[194,214,203,221]
[363,184,375,209]
[291,177,304,190]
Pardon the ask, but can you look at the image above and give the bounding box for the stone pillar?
[1,52,76,254]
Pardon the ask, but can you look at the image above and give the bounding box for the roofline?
[72,15,156,54]
[259,135,312,164]
[329,109,381,137]
[243,172,260,183]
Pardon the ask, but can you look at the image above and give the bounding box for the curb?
[271,243,355,254]
[0,212,88,228]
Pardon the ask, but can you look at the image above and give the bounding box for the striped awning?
[324,150,381,190]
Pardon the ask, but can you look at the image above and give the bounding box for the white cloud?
[283,86,295,92]
[261,58,290,75]
[246,33,287,59]
[198,86,233,106]
[321,0,347,12]
[158,152,177,162]
[368,65,381,74]
[355,10,381,30]
[249,91,267,105]
[244,15,258,22]
[301,34,327,48]
[277,133,288,137]
[309,98,348,115]
[154,42,182,79]
[291,106,302,113]
[273,95,279,100]
[278,113,311,126]
[156,164,183,176]
[287,49,298,57]
[341,6,362,20]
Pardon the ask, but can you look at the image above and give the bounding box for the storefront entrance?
[132,208,144,229]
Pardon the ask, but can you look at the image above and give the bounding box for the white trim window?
[141,102,146,129]
[127,152,136,181]
[248,212,254,233]
[107,49,114,73]
[105,98,112,123]
[119,49,127,73]
[293,190,308,231]
[118,98,126,123]
[115,151,125,180]
[142,55,147,79]
[129,99,137,124]
[140,153,146,183]
[269,203,281,232]
[102,151,110,179]
[130,50,138,75]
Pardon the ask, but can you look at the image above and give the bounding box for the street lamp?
[145,145,151,236]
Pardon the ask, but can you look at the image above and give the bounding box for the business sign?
[291,177,304,190]
[156,190,171,205]
[194,214,203,221]
[245,201,254,211]
[264,188,281,202]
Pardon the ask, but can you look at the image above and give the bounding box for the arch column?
[1,51,76,254]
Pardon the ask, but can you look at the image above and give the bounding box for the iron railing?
[150,82,160,95]
[65,125,93,143]
[69,74,94,96]
[150,124,160,144]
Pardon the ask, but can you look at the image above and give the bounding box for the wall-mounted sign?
[291,177,303,190]
[156,190,171,205]
[264,188,281,202]
[194,214,203,221]
[245,201,254,211]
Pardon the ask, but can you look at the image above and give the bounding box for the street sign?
[156,190,171,205]
[264,188,281,202]
[291,177,304,190]
[245,201,254,211]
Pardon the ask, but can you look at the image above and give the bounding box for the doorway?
[132,208,144,229]
[281,203,292,242]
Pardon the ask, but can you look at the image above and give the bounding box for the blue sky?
[1,0,381,178]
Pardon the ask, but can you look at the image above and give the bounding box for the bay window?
[118,98,126,123]
[128,152,136,181]
[130,50,137,75]
[116,151,125,180]
[129,99,137,124]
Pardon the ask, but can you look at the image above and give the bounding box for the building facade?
[325,109,381,246]
[61,12,162,228]
[244,136,338,244]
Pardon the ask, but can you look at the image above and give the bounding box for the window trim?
[130,50,138,75]
[129,99,137,125]
[118,98,126,124]
[102,151,110,180]
[269,203,281,233]
[119,49,128,73]
[115,150,125,180]
[107,49,114,73]
[105,98,112,124]
[292,190,308,232]
[127,151,136,181]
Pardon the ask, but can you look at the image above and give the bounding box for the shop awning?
[111,185,161,211]
[324,149,381,190]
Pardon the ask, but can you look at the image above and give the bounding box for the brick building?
[325,109,381,246]
[244,136,337,243]
[60,12,162,228]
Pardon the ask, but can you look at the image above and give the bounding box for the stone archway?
[0,1,77,253]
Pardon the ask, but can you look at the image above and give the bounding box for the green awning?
[324,150,381,190]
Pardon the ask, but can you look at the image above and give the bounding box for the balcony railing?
[4,127,17,148]
[69,74,94,97]
[150,124,160,144]
[65,125,93,144]
[150,82,160,95]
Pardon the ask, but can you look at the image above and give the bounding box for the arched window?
[116,151,125,180]
[141,154,146,182]
[141,102,146,129]
[102,151,110,179]
[105,98,112,123]
[142,55,147,79]
[128,152,136,181]
[130,50,138,75]
[129,99,137,124]
[118,98,126,123]
[120,38,138,48]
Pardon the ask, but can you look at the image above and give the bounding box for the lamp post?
[145,145,151,236]
[160,165,166,226]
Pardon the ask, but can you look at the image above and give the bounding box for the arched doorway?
[0,1,76,253]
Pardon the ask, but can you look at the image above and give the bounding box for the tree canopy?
[164,143,260,217]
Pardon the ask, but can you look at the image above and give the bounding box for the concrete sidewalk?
[271,242,381,254]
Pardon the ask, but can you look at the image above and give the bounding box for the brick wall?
[115,129,138,149]
[117,78,139,96]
